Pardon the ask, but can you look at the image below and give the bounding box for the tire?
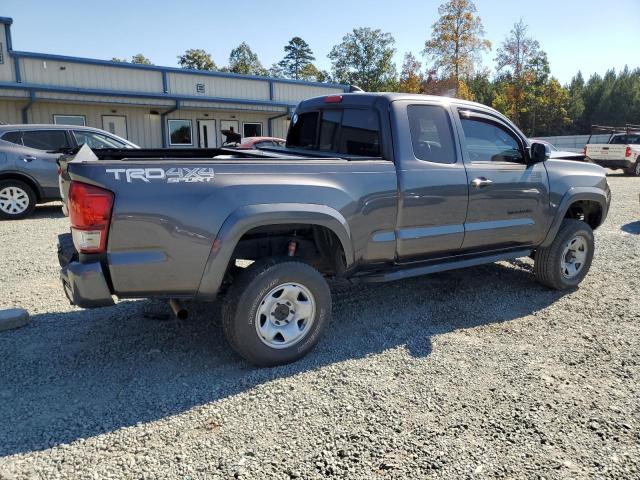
[625,158,640,177]
[0,179,37,220]
[534,219,594,290]
[221,258,331,367]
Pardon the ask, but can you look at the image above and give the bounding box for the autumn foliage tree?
[398,52,423,93]
[423,0,491,95]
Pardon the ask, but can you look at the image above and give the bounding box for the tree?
[298,63,328,82]
[268,63,285,78]
[131,53,153,65]
[178,49,217,71]
[111,54,153,65]
[423,0,491,92]
[398,52,423,94]
[493,19,546,127]
[279,37,315,80]
[228,42,267,75]
[328,27,397,91]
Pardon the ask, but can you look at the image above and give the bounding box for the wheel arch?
[541,188,608,247]
[196,203,354,299]
[0,170,44,201]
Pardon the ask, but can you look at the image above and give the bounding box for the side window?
[286,112,319,149]
[338,109,380,156]
[22,130,70,151]
[318,110,342,151]
[73,131,127,149]
[1,131,23,146]
[408,105,457,164]
[460,118,524,164]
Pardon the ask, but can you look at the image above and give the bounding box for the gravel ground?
[0,174,639,479]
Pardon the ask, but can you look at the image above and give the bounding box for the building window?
[168,119,193,146]
[53,114,86,126]
[243,122,262,138]
[196,83,205,94]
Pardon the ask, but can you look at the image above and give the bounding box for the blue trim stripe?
[10,49,347,90]
[0,81,296,109]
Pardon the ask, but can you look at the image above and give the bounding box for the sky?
[2,0,639,85]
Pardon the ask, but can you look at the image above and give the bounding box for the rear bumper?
[58,234,114,308]
[588,158,634,169]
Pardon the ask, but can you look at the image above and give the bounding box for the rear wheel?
[0,180,37,220]
[534,219,594,290]
[625,158,640,176]
[221,258,331,367]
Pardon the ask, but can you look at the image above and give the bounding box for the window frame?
[242,122,263,139]
[457,109,528,166]
[53,114,86,127]
[407,103,458,165]
[167,119,193,146]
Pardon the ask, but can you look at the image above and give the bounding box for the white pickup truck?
[584,127,640,176]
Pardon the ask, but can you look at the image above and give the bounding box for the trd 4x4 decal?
[105,167,215,183]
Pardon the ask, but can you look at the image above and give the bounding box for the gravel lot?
[0,174,639,479]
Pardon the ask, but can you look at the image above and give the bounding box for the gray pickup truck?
[58,93,611,366]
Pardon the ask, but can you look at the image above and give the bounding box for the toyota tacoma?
[58,93,611,366]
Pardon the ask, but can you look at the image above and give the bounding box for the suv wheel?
[0,180,37,220]
[534,219,594,290]
[222,258,331,367]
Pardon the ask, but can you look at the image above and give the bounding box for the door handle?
[471,177,493,188]
[22,155,37,162]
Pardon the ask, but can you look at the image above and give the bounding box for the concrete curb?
[0,308,30,332]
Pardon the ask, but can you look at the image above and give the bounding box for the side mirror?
[529,142,550,164]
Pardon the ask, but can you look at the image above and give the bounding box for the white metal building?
[0,17,347,148]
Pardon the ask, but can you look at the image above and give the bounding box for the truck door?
[454,109,550,250]
[392,101,469,262]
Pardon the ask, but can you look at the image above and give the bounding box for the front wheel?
[221,258,331,367]
[534,219,594,290]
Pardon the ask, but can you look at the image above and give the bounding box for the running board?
[354,249,532,283]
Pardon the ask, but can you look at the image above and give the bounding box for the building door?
[197,119,217,148]
[220,120,240,145]
[102,115,128,139]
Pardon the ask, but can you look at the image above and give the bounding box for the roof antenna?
[349,85,365,93]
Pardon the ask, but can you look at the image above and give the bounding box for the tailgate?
[586,144,626,161]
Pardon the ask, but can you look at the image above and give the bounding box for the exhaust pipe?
[169,298,188,320]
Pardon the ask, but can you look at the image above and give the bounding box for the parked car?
[236,136,286,150]
[584,125,640,176]
[531,139,586,161]
[57,93,610,366]
[0,124,138,219]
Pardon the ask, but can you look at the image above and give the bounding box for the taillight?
[625,146,632,157]
[68,181,114,253]
[324,95,342,103]
[583,145,587,156]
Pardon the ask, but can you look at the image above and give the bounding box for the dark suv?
[0,124,138,219]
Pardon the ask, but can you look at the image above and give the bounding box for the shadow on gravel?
[30,204,65,220]
[0,260,565,456]
[621,221,640,234]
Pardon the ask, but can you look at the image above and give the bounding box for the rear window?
[287,108,381,157]
[22,130,70,151]
[287,112,319,149]
[1,131,22,145]
[610,134,640,144]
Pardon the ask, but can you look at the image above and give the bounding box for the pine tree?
[279,37,315,80]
